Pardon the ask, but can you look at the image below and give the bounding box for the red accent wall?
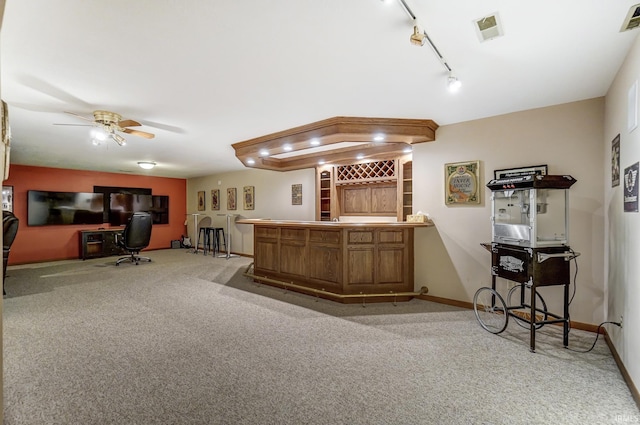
[4,165,187,264]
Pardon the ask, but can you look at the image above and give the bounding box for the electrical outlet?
[620,315,623,328]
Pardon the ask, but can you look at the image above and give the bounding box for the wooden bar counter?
[237,219,432,303]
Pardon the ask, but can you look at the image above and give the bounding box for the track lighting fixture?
[396,2,462,92]
[448,74,462,92]
[410,24,426,46]
[137,161,156,170]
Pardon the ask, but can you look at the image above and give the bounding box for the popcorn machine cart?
[474,174,579,352]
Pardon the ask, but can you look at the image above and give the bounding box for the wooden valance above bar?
[231,117,439,171]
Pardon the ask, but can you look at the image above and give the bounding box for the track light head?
[447,74,462,92]
[410,25,426,46]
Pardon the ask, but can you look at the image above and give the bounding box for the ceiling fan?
[55,110,155,146]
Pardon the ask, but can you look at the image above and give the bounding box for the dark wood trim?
[604,330,640,410]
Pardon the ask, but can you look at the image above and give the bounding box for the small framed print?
[624,162,639,212]
[227,188,237,210]
[243,186,254,210]
[291,184,302,205]
[197,191,205,211]
[211,189,220,210]
[2,185,13,212]
[445,160,481,205]
[612,134,621,187]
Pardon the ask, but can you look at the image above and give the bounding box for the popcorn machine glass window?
[489,175,576,248]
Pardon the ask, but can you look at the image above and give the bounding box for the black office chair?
[3,210,19,295]
[115,212,152,266]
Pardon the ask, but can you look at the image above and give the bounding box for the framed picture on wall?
[2,185,13,212]
[612,134,621,187]
[227,188,237,210]
[624,162,639,212]
[291,184,302,205]
[211,189,220,210]
[243,186,254,210]
[197,191,205,211]
[445,160,481,205]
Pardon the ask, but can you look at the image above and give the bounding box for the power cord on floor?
[566,321,621,353]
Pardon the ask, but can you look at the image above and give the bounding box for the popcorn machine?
[475,174,579,352]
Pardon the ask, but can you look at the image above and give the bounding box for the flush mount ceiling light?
[137,161,156,170]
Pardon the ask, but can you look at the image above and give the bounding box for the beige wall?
[186,168,315,255]
[605,32,640,394]
[412,98,605,325]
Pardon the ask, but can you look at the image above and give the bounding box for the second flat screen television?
[109,193,169,225]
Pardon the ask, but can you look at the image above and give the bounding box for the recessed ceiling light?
[310,139,321,146]
[403,147,412,153]
[247,158,256,165]
[318,160,326,165]
[373,134,385,142]
[356,154,365,160]
[283,144,293,152]
[137,161,156,170]
[259,149,270,157]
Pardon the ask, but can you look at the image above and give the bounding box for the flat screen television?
[109,193,169,225]
[27,191,104,226]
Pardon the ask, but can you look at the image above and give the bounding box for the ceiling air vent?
[621,4,640,32]
[474,12,504,42]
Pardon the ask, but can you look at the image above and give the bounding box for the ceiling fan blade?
[53,123,93,127]
[122,128,155,139]
[64,111,94,122]
[118,119,141,128]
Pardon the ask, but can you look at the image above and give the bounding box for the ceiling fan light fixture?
[112,133,126,146]
[137,161,156,170]
[91,128,108,141]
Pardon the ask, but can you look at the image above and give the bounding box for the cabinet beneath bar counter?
[238,219,431,303]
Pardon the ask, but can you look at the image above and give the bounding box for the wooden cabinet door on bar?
[252,224,413,302]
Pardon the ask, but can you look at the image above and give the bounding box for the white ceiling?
[1,0,639,179]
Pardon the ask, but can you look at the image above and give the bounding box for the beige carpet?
[3,249,639,424]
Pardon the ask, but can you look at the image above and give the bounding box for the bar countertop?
[236,219,434,228]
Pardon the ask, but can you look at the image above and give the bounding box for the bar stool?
[211,227,226,255]
[199,227,216,255]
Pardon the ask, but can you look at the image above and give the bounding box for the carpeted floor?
[3,249,639,424]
